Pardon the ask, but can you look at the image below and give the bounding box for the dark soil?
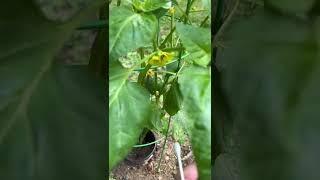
[111,135,195,180]
[127,145,154,162]
[126,131,156,164]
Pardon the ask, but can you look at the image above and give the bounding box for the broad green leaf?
[109,62,152,169]
[179,65,211,179]
[267,0,315,14]
[218,9,320,180]
[202,0,211,14]
[0,1,105,179]
[109,6,157,60]
[163,80,183,116]
[212,66,234,162]
[176,23,211,67]
[132,0,171,12]
[213,153,240,180]
[146,104,163,132]
[172,117,186,144]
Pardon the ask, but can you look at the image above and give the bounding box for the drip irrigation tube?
[133,137,164,148]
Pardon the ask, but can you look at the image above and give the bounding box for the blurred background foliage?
[213,0,320,180]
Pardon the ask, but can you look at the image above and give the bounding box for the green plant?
[0,0,107,180]
[109,0,211,179]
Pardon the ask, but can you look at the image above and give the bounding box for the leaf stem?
[159,27,176,49]
[156,70,176,75]
[200,16,209,27]
[170,8,174,48]
[157,116,172,172]
[184,0,195,24]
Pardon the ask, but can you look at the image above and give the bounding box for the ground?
[111,136,195,180]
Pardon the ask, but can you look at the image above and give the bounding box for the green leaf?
[202,0,211,14]
[176,23,211,67]
[163,80,183,116]
[173,117,186,144]
[132,0,171,12]
[109,6,157,60]
[109,62,152,169]
[212,66,234,162]
[213,153,240,180]
[179,65,211,179]
[218,10,320,180]
[267,0,315,14]
[0,1,105,179]
[147,104,163,132]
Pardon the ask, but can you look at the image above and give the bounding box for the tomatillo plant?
[109,0,211,179]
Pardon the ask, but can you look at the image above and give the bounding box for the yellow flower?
[148,51,175,67]
[159,51,175,63]
[169,7,175,15]
[147,69,155,76]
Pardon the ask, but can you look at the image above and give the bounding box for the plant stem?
[200,16,209,27]
[139,48,145,67]
[184,0,195,24]
[155,69,159,103]
[117,0,121,6]
[157,116,172,172]
[170,8,174,48]
[161,47,185,52]
[157,18,161,48]
[175,5,192,24]
[138,64,152,85]
[156,70,176,75]
[159,27,176,49]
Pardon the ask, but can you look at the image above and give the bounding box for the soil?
[111,135,195,180]
[126,145,154,163]
[126,131,156,164]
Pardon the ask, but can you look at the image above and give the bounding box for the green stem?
[157,18,161,48]
[156,70,176,75]
[189,9,208,13]
[175,5,192,24]
[139,48,145,67]
[155,69,159,102]
[200,16,209,27]
[160,76,170,94]
[159,27,176,49]
[138,64,152,85]
[170,9,174,48]
[117,0,121,6]
[184,0,195,24]
[157,116,172,172]
[161,47,185,52]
